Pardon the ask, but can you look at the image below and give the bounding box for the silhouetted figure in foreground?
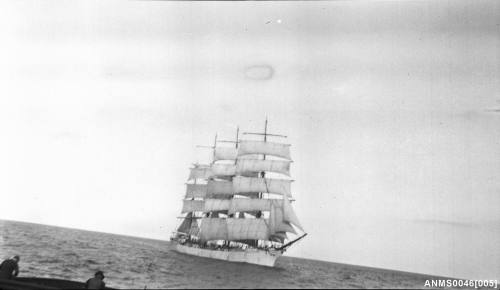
[0,256,20,280]
[85,271,106,289]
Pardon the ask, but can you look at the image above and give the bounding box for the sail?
[277,221,296,234]
[236,159,291,176]
[185,184,207,198]
[204,199,231,212]
[199,218,228,241]
[177,212,193,234]
[283,193,304,231]
[207,177,291,197]
[227,218,269,240]
[214,147,238,161]
[228,198,278,214]
[189,218,200,236]
[238,154,262,160]
[232,176,291,197]
[199,218,270,241]
[188,166,211,180]
[207,180,233,195]
[211,164,236,177]
[268,200,297,235]
[182,200,205,213]
[238,140,291,160]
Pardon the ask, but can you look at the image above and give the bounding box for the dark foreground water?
[0,220,449,289]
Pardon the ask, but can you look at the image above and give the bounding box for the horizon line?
[1,218,462,280]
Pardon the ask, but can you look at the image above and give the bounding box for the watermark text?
[424,279,498,289]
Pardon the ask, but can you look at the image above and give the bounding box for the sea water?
[0,220,447,289]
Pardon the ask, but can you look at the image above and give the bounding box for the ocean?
[0,220,450,289]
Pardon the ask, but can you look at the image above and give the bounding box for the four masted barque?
[170,120,307,267]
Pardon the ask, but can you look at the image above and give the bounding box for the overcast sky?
[0,0,499,280]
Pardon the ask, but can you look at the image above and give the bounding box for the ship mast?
[243,118,287,139]
[213,127,240,246]
[262,119,267,186]
[243,117,287,197]
[242,118,288,247]
[210,134,217,219]
[180,133,217,234]
[192,134,217,227]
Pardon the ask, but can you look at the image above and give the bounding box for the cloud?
[244,65,274,81]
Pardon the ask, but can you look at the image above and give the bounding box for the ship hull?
[173,243,281,267]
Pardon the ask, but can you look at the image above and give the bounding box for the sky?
[0,0,499,280]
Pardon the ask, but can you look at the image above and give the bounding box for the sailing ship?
[170,120,307,267]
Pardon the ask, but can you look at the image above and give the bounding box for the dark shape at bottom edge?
[0,277,116,290]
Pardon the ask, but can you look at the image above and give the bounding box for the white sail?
[211,164,236,177]
[207,180,233,195]
[227,218,270,240]
[182,200,205,213]
[238,154,262,160]
[268,200,297,235]
[228,198,280,214]
[283,193,304,231]
[188,166,212,180]
[238,140,291,160]
[232,176,292,197]
[185,184,207,198]
[214,147,238,161]
[199,218,228,241]
[277,221,296,234]
[236,159,291,176]
[199,218,270,241]
[204,199,231,212]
